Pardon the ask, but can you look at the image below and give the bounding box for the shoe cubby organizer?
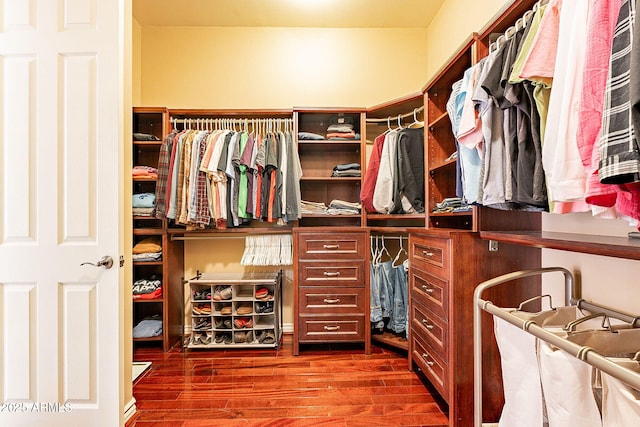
[185,270,282,349]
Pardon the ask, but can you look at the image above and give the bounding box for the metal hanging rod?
[365,105,424,123]
[170,117,293,124]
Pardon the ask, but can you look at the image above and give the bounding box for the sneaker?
[256,301,273,314]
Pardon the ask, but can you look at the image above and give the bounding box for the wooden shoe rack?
[185,271,283,349]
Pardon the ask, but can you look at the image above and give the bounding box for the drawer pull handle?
[422,250,434,257]
[421,285,434,294]
[324,325,340,331]
[323,244,340,250]
[421,354,435,366]
[422,319,434,330]
[323,298,341,304]
[323,271,341,277]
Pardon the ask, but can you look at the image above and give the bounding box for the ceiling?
[133,0,446,28]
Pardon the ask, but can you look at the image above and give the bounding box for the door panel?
[0,0,127,425]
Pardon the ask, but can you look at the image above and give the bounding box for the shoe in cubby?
[255,300,273,314]
[236,302,253,315]
[255,286,273,300]
[192,287,212,301]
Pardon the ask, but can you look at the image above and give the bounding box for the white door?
[0,0,128,426]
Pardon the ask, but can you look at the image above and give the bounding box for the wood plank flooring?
[128,334,449,427]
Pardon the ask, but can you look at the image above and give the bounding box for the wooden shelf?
[366,214,425,221]
[428,157,457,173]
[133,140,162,146]
[300,176,361,182]
[133,298,164,303]
[301,214,361,219]
[133,176,158,182]
[133,261,163,266]
[479,231,640,261]
[428,111,449,129]
[372,331,408,351]
[298,139,361,144]
[430,211,473,217]
[133,228,164,235]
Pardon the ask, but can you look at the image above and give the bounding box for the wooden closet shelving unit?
[363,93,428,352]
[406,1,546,426]
[132,107,185,352]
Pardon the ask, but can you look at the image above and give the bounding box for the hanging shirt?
[361,133,386,213]
[373,130,398,213]
[541,0,590,209]
[599,0,640,185]
[578,0,623,217]
[154,129,176,219]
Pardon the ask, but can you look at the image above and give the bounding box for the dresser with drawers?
[408,229,540,427]
[293,227,370,355]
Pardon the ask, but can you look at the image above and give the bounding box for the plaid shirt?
[154,130,176,220]
[599,0,640,184]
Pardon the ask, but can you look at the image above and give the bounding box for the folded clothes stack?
[331,162,361,177]
[133,315,163,338]
[432,197,471,213]
[132,165,158,179]
[328,199,361,215]
[326,123,358,140]
[133,192,156,217]
[132,276,163,300]
[132,236,162,262]
[300,200,328,215]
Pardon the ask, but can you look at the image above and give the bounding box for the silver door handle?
[81,256,114,269]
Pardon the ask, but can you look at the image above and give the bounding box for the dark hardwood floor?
[128,334,449,427]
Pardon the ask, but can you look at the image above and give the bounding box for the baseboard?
[123,397,137,424]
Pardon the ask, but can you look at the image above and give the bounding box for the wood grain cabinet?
[408,229,540,427]
[293,227,370,355]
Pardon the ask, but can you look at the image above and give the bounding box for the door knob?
[81,256,114,269]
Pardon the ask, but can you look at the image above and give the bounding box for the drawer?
[411,299,448,357]
[298,287,366,315]
[410,271,448,321]
[297,232,366,260]
[412,333,448,399]
[298,317,365,343]
[298,261,365,287]
[410,236,448,276]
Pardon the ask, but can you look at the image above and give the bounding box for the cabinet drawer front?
[297,233,366,259]
[298,287,366,315]
[410,237,448,273]
[298,317,365,342]
[411,300,448,356]
[299,261,365,286]
[412,334,448,399]
[410,271,448,320]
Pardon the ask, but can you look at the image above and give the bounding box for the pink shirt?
[519,0,562,83]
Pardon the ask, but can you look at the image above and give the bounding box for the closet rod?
[171,232,292,241]
[369,235,407,241]
[365,105,424,123]
[170,117,293,123]
[473,267,640,427]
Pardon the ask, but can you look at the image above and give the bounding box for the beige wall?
[138,26,428,109]
[133,18,142,106]
[425,0,509,78]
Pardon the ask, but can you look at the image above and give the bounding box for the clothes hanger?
[408,108,425,128]
[380,235,392,262]
[392,236,408,267]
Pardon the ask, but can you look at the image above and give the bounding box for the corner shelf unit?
[185,271,283,349]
